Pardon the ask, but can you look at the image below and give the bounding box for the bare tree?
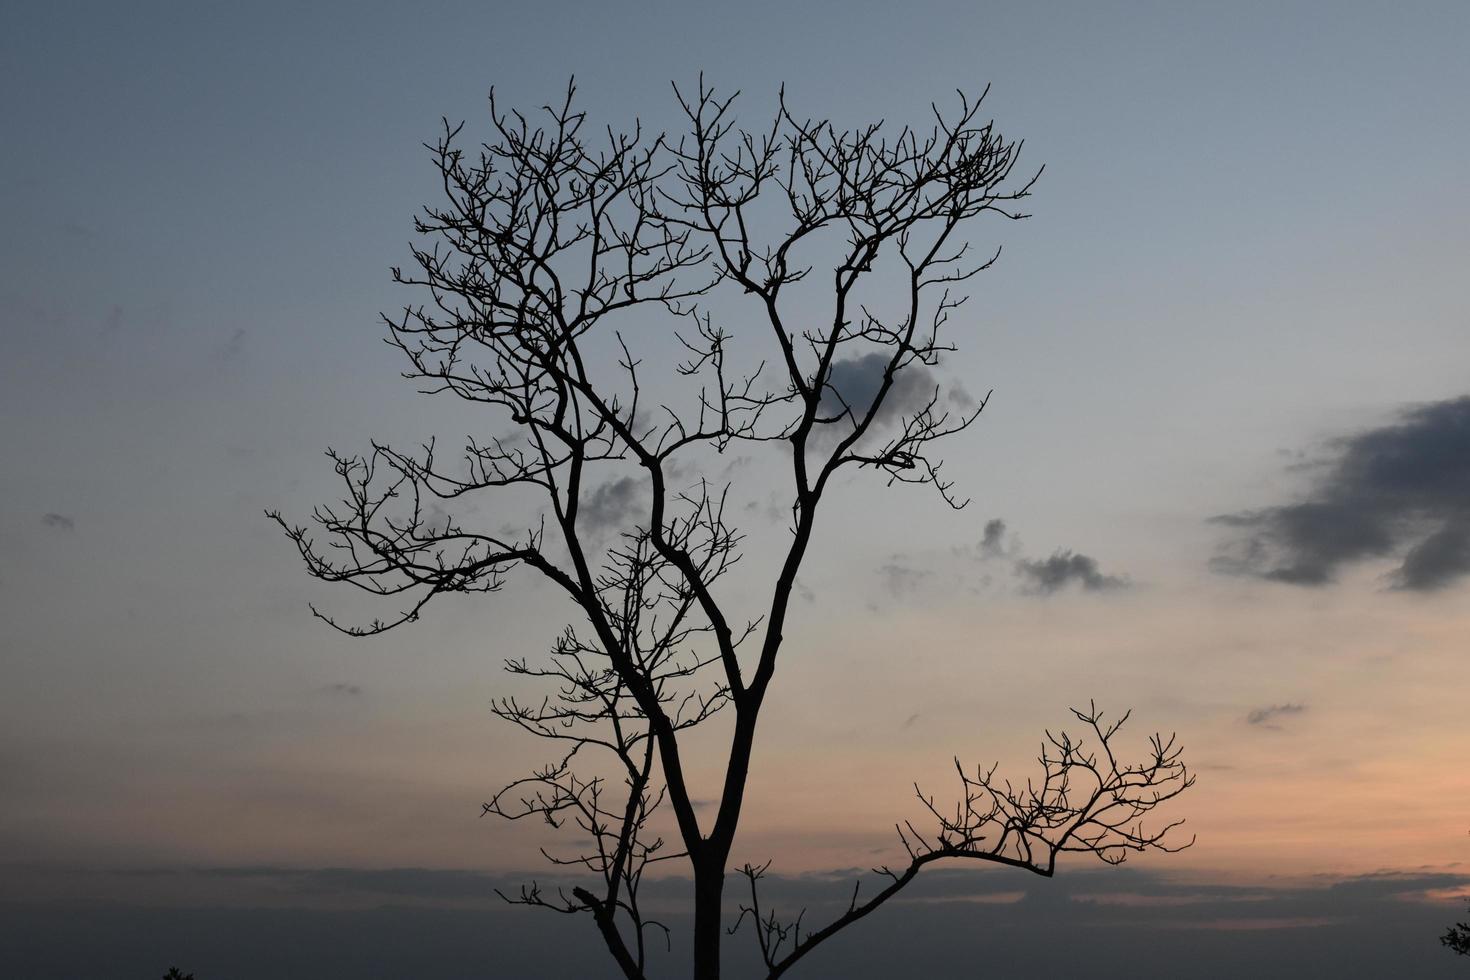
[272,79,1193,979]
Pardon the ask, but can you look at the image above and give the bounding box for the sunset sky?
[3,2,1469,976]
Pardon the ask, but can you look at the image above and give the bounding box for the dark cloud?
[1212,396,1470,591]
[1247,703,1306,728]
[31,862,1470,914]
[1397,522,1470,592]
[319,683,362,697]
[580,475,643,533]
[40,512,75,531]
[819,353,939,430]
[1015,550,1127,595]
[957,518,1129,597]
[5,866,1464,979]
[980,518,1008,558]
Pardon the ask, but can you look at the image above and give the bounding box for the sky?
[2,1,1469,976]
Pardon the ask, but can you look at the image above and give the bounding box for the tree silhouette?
[1446,908,1470,956]
[272,79,1193,979]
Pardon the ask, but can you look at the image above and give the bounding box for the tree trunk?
[692,862,726,979]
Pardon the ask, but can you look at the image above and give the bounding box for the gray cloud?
[960,518,1128,596]
[40,512,75,531]
[980,518,1008,558]
[744,492,787,525]
[1015,550,1128,595]
[6,865,1465,979]
[30,862,1469,914]
[1247,703,1306,728]
[819,353,939,430]
[946,381,979,412]
[580,476,643,533]
[878,559,933,598]
[319,683,363,697]
[1212,396,1470,591]
[423,501,458,536]
[1397,522,1470,592]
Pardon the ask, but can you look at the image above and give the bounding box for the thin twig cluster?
[731,704,1194,977]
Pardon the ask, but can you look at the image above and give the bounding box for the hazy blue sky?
[3,2,1469,977]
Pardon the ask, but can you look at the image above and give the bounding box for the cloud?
[1015,550,1128,595]
[946,382,980,412]
[957,518,1129,597]
[744,492,787,525]
[1212,396,1470,591]
[878,559,933,598]
[40,512,75,531]
[580,475,643,533]
[8,865,1465,980]
[319,683,363,697]
[1396,522,1470,592]
[1246,703,1306,728]
[980,518,1008,558]
[819,353,939,430]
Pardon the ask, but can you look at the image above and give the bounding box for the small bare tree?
[272,79,1192,979]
